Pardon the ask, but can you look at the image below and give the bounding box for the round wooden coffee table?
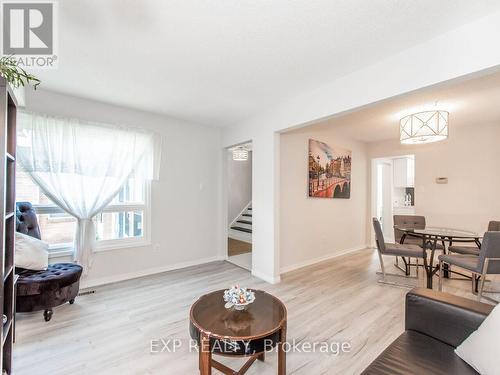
[189,289,287,375]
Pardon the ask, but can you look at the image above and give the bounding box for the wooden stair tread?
[236,220,252,225]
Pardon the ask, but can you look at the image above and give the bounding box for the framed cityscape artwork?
[308,139,352,199]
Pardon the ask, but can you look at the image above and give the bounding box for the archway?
[333,184,342,198]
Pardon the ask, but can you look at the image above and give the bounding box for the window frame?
[28,181,152,256]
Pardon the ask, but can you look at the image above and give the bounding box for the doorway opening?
[226,142,252,270]
[372,155,415,243]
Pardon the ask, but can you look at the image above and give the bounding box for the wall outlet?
[153,244,161,251]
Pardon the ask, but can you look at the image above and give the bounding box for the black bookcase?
[0,76,17,374]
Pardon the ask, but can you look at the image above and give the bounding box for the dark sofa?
[362,288,493,374]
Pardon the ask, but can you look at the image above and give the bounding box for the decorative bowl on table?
[223,285,256,311]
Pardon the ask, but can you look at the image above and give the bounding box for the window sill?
[49,248,73,259]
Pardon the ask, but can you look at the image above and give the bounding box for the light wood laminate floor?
[13,248,498,375]
[228,238,252,257]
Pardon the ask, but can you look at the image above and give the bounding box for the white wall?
[367,123,500,235]
[280,128,368,273]
[24,89,223,288]
[222,12,500,282]
[227,151,252,223]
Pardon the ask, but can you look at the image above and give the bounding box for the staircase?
[229,204,252,243]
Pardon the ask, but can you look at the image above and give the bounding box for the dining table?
[395,226,482,289]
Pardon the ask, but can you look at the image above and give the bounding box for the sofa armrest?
[405,288,493,348]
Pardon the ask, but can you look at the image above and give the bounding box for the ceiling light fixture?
[400,110,449,144]
[232,148,249,161]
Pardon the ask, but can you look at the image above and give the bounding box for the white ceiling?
[35,0,500,127]
[290,69,500,142]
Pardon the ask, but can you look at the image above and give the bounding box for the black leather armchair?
[362,288,493,374]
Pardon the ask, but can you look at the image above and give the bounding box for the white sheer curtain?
[17,111,161,273]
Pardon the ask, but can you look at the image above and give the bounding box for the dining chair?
[393,215,445,250]
[448,220,500,256]
[373,218,426,287]
[439,231,500,302]
[393,215,444,276]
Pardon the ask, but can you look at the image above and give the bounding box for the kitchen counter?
[393,206,415,215]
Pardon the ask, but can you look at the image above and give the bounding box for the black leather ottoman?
[16,263,83,321]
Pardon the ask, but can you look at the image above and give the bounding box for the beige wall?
[25,89,223,288]
[280,122,500,275]
[367,123,500,234]
[280,128,368,273]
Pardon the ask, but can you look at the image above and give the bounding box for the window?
[16,166,150,253]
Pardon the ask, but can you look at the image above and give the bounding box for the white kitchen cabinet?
[393,157,415,188]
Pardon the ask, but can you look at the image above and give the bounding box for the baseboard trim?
[280,245,369,274]
[251,269,281,285]
[79,247,369,289]
[80,255,226,289]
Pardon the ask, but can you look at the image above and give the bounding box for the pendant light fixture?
[400,110,449,144]
[232,147,249,161]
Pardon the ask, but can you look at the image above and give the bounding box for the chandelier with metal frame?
[400,110,449,144]
[232,147,249,161]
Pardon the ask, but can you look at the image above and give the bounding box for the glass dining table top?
[395,226,481,239]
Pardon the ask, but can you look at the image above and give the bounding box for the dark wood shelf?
[1,321,11,346]
[1,76,17,373]
[3,267,12,284]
